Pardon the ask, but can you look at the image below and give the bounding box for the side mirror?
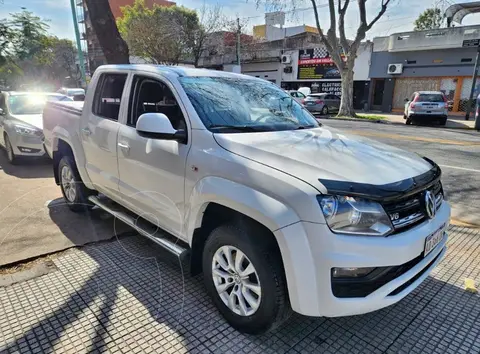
[0,108,4,115]
[136,113,186,143]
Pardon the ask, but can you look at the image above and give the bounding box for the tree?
[84,0,130,64]
[8,10,49,60]
[189,4,224,67]
[117,0,200,65]
[257,0,393,117]
[414,8,443,31]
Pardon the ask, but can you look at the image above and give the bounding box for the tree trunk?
[84,0,129,64]
[337,68,356,117]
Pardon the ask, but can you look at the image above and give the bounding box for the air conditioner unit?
[281,54,292,64]
[387,63,403,75]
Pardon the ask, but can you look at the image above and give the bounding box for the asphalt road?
[322,119,480,226]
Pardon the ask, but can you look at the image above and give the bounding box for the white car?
[286,90,306,104]
[404,91,449,125]
[0,92,71,164]
[43,65,450,334]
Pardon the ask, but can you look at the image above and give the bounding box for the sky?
[1,0,480,43]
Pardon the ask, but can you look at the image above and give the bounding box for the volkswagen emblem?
[424,190,436,219]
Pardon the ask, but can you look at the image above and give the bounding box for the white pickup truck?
[43,65,450,334]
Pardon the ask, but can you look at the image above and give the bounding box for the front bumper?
[274,201,450,317]
[9,133,45,157]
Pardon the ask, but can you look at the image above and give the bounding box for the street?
[322,119,480,226]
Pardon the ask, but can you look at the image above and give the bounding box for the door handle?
[81,127,91,136]
[118,142,130,151]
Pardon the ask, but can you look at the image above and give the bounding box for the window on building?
[461,58,473,63]
[93,73,127,120]
[406,60,416,64]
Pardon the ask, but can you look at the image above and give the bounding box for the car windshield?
[418,94,444,103]
[8,94,66,115]
[179,77,319,132]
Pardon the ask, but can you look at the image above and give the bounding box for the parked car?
[303,93,341,115]
[404,91,448,125]
[57,87,86,101]
[43,65,450,334]
[286,90,306,104]
[297,86,311,96]
[0,92,71,164]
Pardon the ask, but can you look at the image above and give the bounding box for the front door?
[81,72,128,198]
[117,75,189,239]
[372,79,385,111]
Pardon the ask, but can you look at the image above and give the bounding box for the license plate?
[424,225,445,256]
[426,111,432,114]
[306,102,315,105]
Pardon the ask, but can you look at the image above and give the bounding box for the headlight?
[318,195,393,236]
[14,125,40,136]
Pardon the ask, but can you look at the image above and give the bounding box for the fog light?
[332,267,375,278]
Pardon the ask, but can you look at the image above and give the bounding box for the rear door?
[332,95,341,111]
[81,72,129,198]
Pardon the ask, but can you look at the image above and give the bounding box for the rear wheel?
[405,117,412,125]
[202,221,292,334]
[58,156,94,212]
[321,106,329,115]
[440,117,447,126]
[4,135,18,165]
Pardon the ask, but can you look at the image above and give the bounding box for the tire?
[440,118,447,126]
[4,134,18,165]
[202,220,292,334]
[405,118,412,125]
[321,105,329,115]
[58,155,94,212]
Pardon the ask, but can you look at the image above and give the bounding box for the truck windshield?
[179,77,319,132]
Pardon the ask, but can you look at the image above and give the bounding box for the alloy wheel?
[61,165,77,203]
[5,137,13,162]
[212,245,262,316]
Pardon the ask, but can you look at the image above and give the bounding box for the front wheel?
[405,117,412,125]
[58,156,94,212]
[203,221,292,334]
[321,105,329,115]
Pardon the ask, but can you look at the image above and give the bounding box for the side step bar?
[88,196,189,259]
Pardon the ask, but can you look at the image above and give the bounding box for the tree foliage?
[256,0,393,117]
[117,0,221,66]
[0,9,82,89]
[414,8,443,31]
[118,0,199,64]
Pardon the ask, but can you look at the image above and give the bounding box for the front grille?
[383,181,443,233]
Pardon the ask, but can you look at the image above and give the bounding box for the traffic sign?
[463,39,480,47]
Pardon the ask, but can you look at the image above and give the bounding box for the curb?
[318,116,476,130]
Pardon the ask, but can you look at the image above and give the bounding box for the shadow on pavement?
[2,218,479,352]
[0,151,53,179]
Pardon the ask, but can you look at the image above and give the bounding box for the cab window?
[93,73,128,121]
[128,76,186,131]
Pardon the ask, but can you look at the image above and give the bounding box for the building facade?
[76,0,175,74]
[368,25,480,113]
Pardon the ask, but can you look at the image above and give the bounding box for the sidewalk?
[369,112,476,130]
[1,225,480,354]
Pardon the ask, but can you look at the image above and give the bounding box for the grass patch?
[336,114,387,120]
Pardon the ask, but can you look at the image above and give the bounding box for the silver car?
[303,93,341,115]
[404,91,448,125]
[286,90,306,104]
[0,92,71,164]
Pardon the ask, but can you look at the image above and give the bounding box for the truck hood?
[213,126,433,190]
[11,114,43,130]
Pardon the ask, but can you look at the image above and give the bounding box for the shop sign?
[298,48,342,80]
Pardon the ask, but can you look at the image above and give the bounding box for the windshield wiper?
[208,125,261,132]
[294,124,316,130]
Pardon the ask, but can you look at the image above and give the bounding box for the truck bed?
[42,101,84,158]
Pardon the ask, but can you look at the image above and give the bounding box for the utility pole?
[236,17,241,67]
[70,0,87,87]
[465,45,480,120]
